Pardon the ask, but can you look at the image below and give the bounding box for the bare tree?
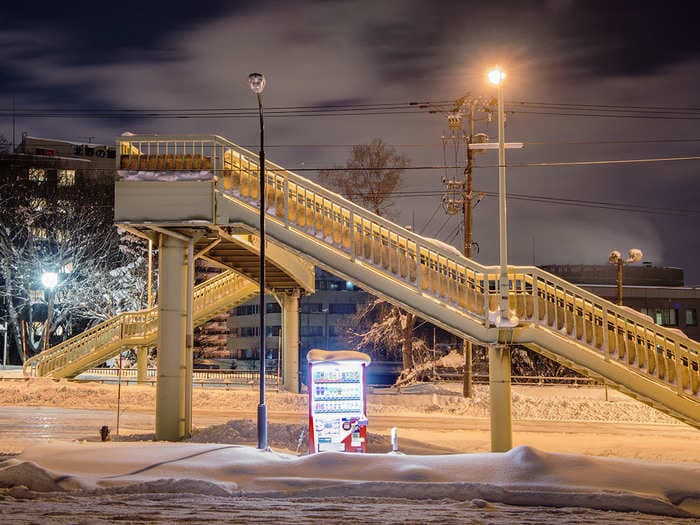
[319,139,431,378]
[319,138,408,218]
[0,181,147,362]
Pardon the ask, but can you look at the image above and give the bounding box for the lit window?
[30,198,47,211]
[29,289,44,302]
[57,169,76,187]
[686,309,697,327]
[55,230,71,242]
[28,168,46,182]
[31,227,48,239]
[61,262,74,274]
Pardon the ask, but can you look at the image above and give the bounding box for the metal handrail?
[23,270,257,377]
[115,135,700,403]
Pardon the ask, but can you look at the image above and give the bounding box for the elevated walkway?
[23,270,258,378]
[112,134,699,429]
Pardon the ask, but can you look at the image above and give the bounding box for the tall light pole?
[249,72,268,450]
[41,271,58,352]
[609,249,643,305]
[488,67,509,320]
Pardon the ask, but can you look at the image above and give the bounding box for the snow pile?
[187,419,392,454]
[0,379,681,424]
[118,170,213,181]
[0,442,698,517]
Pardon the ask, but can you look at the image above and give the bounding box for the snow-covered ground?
[0,377,698,523]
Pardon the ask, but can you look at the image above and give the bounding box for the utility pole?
[438,96,493,398]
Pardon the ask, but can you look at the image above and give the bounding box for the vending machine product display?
[307,349,371,454]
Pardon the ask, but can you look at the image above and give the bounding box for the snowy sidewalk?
[1,441,698,518]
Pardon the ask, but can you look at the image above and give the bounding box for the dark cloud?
[554,1,700,77]
[3,1,247,66]
[2,0,700,282]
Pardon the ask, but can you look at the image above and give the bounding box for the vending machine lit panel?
[307,349,371,454]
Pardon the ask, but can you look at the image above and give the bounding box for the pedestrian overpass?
[25,134,700,448]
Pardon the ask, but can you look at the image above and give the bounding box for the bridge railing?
[24,270,255,377]
[114,134,700,400]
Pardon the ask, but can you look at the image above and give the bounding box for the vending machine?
[307,349,371,454]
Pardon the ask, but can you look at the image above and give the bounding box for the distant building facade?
[225,269,368,367]
[540,264,700,340]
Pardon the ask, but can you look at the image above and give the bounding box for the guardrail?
[78,367,280,387]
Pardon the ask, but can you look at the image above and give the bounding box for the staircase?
[23,270,258,378]
[206,135,698,428]
[107,134,700,428]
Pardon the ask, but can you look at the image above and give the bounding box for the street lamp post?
[41,271,58,352]
[609,249,643,305]
[488,67,509,320]
[249,72,268,450]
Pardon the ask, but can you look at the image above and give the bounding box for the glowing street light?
[41,271,58,290]
[249,72,268,450]
[609,249,643,305]
[488,66,509,320]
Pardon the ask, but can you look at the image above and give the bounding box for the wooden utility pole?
[462,102,475,398]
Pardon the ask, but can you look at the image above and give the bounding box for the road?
[1,404,698,462]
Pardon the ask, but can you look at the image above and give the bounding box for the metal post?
[256,89,268,451]
[497,80,509,319]
[616,258,623,306]
[44,289,53,352]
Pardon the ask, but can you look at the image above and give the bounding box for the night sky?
[3,1,700,283]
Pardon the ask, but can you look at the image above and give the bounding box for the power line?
[8,98,700,120]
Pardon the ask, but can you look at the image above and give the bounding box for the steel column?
[155,233,188,441]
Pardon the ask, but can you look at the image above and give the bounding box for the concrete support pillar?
[280,290,301,393]
[488,343,513,452]
[155,234,188,441]
[136,347,148,383]
[184,241,194,438]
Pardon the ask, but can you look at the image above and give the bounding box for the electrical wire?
[419,203,443,234]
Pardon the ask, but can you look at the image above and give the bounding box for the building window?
[329,303,356,314]
[57,169,76,187]
[266,302,281,314]
[235,304,258,316]
[300,325,323,337]
[29,289,44,303]
[31,227,48,239]
[30,198,47,211]
[643,308,679,327]
[239,326,259,337]
[266,325,281,337]
[686,309,698,326]
[301,302,323,314]
[28,168,46,182]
